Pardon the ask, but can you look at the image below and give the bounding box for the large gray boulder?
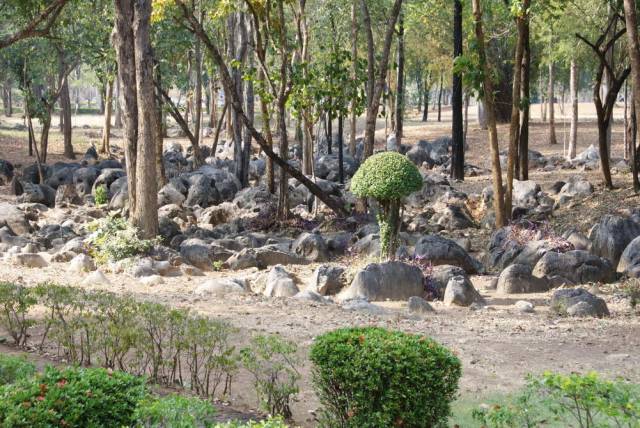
[338,261,423,302]
[291,232,329,262]
[589,214,640,267]
[308,265,345,295]
[194,278,247,296]
[550,288,609,318]
[185,174,221,208]
[617,235,640,277]
[559,177,593,199]
[512,180,541,209]
[429,265,467,298]
[226,246,303,270]
[180,239,233,270]
[414,234,482,273]
[443,275,483,307]
[497,263,550,294]
[0,203,31,235]
[532,250,615,285]
[264,265,299,297]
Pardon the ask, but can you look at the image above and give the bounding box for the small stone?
[12,253,48,268]
[139,275,165,287]
[515,300,535,313]
[68,254,97,273]
[82,270,111,286]
[407,296,435,315]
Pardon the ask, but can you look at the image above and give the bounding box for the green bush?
[94,184,109,205]
[213,418,288,428]
[473,371,640,428]
[134,393,216,428]
[240,334,299,419]
[0,281,36,347]
[350,152,422,260]
[0,366,147,427]
[0,355,36,386]
[310,327,461,428]
[86,215,157,263]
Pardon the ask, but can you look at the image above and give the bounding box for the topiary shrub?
[351,152,422,260]
[0,366,147,427]
[310,327,461,428]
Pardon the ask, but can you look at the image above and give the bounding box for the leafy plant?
[212,260,224,272]
[0,282,36,347]
[0,355,36,386]
[0,366,147,427]
[351,152,423,260]
[134,393,216,428]
[620,279,640,309]
[86,215,158,264]
[240,334,300,419]
[310,327,461,428]
[94,184,108,205]
[213,418,289,428]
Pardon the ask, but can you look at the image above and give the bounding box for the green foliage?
[0,366,147,427]
[473,372,640,428]
[94,184,108,205]
[134,394,216,428]
[86,215,157,264]
[620,279,640,309]
[213,418,288,428]
[212,260,224,272]
[0,281,36,347]
[0,355,36,387]
[240,335,300,419]
[351,152,423,201]
[310,327,461,428]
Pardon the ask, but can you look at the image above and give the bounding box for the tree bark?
[623,0,640,191]
[349,0,358,156]
[505,0,528,217]
[518,11,530,180]
[450,0,464,181]
[58,49,74,159]
[193,9,204,161]
[548,62,558,144]
[100,78,114,155]
[568,59,578,160]
[472,0,505,228]
[395,12,405,146]
[437,72,443,122]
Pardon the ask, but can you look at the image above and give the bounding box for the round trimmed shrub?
[351,152,422,260]
[310,327,461,428]
[0,366,147,427]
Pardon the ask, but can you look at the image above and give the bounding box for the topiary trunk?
[378,198,401,261]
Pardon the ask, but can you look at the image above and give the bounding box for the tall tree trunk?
[58,50,74,159]
[624,0,640,191]
[242,42,255,188]
[422,72,430,122]
[114,77,122,128]
[193,10,203,165]
[539,73,546,122]
[101,78,114,155]
[568,59,578,160]
[518,11,531,180]
[505,0,528,217]
[209,76,217,127]
[472,0,505,228]
[437,72,443,122]
[395,12,405,146]
[450,0,464,181]
[338,115,344,184]
[349,0,358,156]
[548,62,558,144]
[154,64,166,187]
[361,0,404,159]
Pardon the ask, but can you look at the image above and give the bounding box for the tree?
[113,0,159,238]
[450,0,464,181]
[0,0,69,50]
[623,0,640,191]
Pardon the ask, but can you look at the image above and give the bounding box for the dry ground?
[1,102,640,426]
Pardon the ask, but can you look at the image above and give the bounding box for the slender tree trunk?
[472,0,505,228]
[58,50,74,159]
[505,0,528,217]
[451,0,464,181]
[540,73,546,122]
[154,64,166,187]
[395,12,405,146]
[624,0,640,191]
[114,77,122,128]
[193,11,203,164]
[100,78,114,155]
[568,59,578,160]
[338,114,344,183]
[349,0,358,156]
[422,72,430,122]
[327,110,333,155]
[242,42,255,188]
[437,72,443,122]
[548,62,558,144]
[209,76,217,127]
[518,12,530,180]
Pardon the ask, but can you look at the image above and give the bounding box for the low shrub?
[86,215,157,264]
[0,366,147,427]
[134,393,216,428]
[94,184,108,205]
[0,281,36,347]
[213,418,289,428]
[473,371,640,428]
[310,327,461,428]
[0,355,36,386]
[240,334,300,419]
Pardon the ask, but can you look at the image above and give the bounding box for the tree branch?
[0,0,68,50]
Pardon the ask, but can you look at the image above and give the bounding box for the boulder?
[429,265,468,298]
[158,182,186,207]
[180,239,233,270]
[406,145,434,167]
[0,203,31,235]
[82,270,111,286]
[497,263,550,294]
[73,167,100,196]
[264,265,299,297]
[197,202,235,228]
[294,289,326,303]
[559,177,593,199]
[194,278,247,296]
[338,261,423,302]
[68,254,96,273]
[0,159,14,185]
[226,246,303,270]
[532,250,615,285]
[414,234,482,273]
[185,174,220,208]
[443,275,484,307]
[341,298,388,315]
[55,184,82,206]
[291,232,329,262]
[12,253,48,268]
[515,300,535,313]
[512,180,541,209]
[550,288,609,317]
[309,265,345,295]
[589,214,640,267]
[617,235,640,277]
[407,296,435,315]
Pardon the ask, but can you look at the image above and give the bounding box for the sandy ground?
[1,101,640,426]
